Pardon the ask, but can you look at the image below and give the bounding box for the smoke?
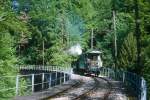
[68,43,82,55]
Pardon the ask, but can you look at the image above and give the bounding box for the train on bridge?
[72,50,103,76]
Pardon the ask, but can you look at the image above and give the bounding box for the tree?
[0,32,17,100]
[0,0,28,99]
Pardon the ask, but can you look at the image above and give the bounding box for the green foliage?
[117,32,137,70]
[0,32,17,100]
[0,0,29,99]
[0,3,28,33]
[46,42,73,66]
[0,32,17,75]
[1,0,150,98]
[18,0,81,65]
[115,0,150,97]
[92,0,113,66]
[96,33,114,67]
[142,35,150,98]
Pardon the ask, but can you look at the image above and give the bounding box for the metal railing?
[99,67,147,100]
[0,65,72,99]
[14,72,70,95]
[18,65,72,73]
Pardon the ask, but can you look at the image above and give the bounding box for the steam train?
[72,50,102,76]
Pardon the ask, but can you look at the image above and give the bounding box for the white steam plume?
[68,43,82,55]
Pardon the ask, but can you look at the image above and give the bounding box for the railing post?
[108,69,110,78]
[99,68,101,76]
[104,68,106,76]
[103,68,104,76]
[123,72,125,83]
[42,73,44,90]
[32,74,34,92]
[55,71,57,85]
[141,78,147,100]
[49,73,51,88]
[69,68,72,80]
[64,73,66,83]
[16,75,19,95]
[60,73,62,84]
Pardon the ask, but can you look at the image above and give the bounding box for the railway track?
[47,76,112,100]
[74,76,112,100]
[72,77,100,100]
[43,80,83,100]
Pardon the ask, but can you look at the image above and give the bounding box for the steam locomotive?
[72,50,102,76]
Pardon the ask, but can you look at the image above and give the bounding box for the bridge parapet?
[17,65,72,74]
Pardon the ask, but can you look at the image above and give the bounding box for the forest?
[0,0,150,99]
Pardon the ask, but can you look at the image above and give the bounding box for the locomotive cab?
[86,50,102,74]
[72,50,102,76]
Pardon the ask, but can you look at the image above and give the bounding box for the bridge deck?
[14,75,137,100]
[14,80,78,100]
[106,78,137,100]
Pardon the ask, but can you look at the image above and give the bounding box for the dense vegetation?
[0,0,150,99]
